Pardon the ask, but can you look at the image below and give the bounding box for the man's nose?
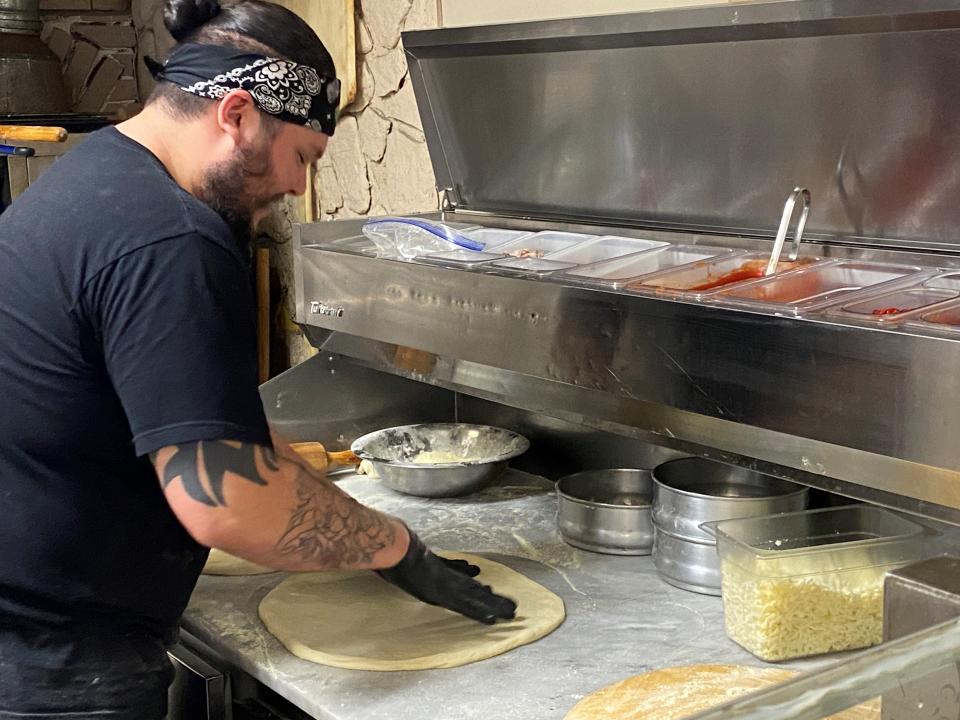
[289,167,308,197]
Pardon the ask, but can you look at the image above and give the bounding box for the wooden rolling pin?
[290,442,360,472]
[0,125,68,143]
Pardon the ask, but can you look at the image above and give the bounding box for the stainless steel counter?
[182,469,836,720]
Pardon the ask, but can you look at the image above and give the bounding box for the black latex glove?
[377,529,518,625]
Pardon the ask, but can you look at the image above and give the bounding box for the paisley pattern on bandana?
[182,58,323,124]
[151,43,340,136]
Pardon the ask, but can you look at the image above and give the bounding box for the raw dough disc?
[258,552,565,671]
[564,664,879,720]
[356,459,379,478]
[202,549,277,576]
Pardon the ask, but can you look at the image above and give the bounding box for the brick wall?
[40,0,142,117]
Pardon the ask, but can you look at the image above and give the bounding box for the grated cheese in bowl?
[720,562,884,662]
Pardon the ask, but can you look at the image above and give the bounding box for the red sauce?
[689,268,766,291]
[685,258,815,293]
[871,307,904,316]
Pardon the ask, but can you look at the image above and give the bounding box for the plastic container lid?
[547,235,668,265]
[461,228,536,246]
[896,273,960,333]
[903,297,960,336]
[711,261,928,316]
[824,288,960,323]
[630,252,823,300]
[490,256,577,276]
[914,303,960,327]
[491,231,595,257]
[420,249,506,267]
[563,245,738,284]
[702,505,927,578]
[310,235,377,255]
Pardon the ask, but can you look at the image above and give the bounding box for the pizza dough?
[258,552,564,671]
[202,548,277,576]
[564,664,879,720]
[356,459,379,478]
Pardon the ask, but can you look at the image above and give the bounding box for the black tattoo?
[161,441,277,507]
[275,469,396,567]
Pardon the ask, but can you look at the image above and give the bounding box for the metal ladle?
[765,187,811,276]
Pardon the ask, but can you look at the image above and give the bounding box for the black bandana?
[148,43,340,136]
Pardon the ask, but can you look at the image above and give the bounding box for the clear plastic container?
[712,261,927,316]
[629,253,823,300]
[562,245,737,285]
[489,256,577,276]
[821,273,960,324]
[547,235,668,265]
[311,235,377,254]
[905,299,960,335]
[702,506,928,662]
[491,231,595,258]
[924,304,960,324]
[419,249,506,268]
[460,228,535,247]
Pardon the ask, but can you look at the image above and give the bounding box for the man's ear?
[216,89,261,146]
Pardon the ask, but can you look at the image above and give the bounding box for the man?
[0,1,515,718]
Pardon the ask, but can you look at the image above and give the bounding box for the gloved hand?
[377,528,517,625]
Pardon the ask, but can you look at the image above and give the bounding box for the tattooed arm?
[151,434,409,572]
[153,434,517,623]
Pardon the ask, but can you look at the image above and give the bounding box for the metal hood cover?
[403,0,960,251]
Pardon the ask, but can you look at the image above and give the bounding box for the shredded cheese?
[721,562,884,661]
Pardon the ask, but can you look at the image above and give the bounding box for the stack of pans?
[553,458,808,596]
[651,458,808,595]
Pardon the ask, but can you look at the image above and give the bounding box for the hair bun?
[163,0,222,42]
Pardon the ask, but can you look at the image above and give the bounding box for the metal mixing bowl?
[350,423,530,497]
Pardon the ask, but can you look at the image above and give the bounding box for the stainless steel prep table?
[182,469,834,720]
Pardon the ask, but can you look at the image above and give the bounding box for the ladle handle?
[765,187,811,276]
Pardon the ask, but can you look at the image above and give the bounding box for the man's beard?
[195,134,282,249]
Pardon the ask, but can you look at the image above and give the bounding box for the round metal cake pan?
[556,469,654,555]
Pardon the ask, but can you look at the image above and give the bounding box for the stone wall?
[130,0,173,103]
[40,0,142,116]
[275,0,443,368]
[314,0,440,221]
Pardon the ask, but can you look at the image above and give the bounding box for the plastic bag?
[361,217,485,260]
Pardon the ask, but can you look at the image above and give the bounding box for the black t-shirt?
[0,127,270,716]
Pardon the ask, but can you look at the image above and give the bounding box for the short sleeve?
[79,234,270,456]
